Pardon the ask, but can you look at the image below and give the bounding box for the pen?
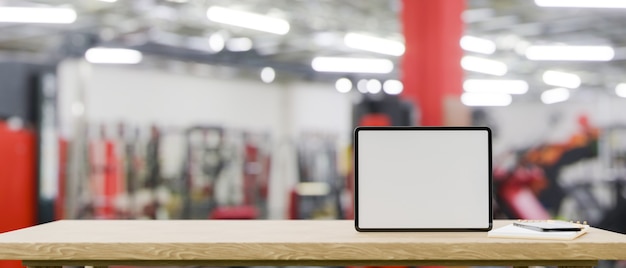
[513,222,582,232]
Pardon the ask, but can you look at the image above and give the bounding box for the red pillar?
[0,122,36,232]
[401,0,468,126]
[0,121,36,268]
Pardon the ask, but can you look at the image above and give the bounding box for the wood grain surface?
[0,220,625,266]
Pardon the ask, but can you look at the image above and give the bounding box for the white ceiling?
[1,0,626,103]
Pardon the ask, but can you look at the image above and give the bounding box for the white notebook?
[488,223,589,240]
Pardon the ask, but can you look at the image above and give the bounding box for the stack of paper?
[488,223,589,240]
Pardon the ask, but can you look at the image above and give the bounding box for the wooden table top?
[0,220,625,267]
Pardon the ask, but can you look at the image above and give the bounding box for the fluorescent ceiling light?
[542,70,581,88]
[460,36,496,55]
[461,92,512,107]
[206,6,289,35]
[335,78,352,93]
[461,56,507,76]
[463,79,528,94]
[344,33,405,56]
[208,33,225,52]
[260,67,275,83]
[311,57,394,74]
[526,45,614,61]
[383,80,403,95]
[367,79,382,94]
[462,8,495,23]
[85,48,143,64]
[0,7,77,24]
[615,83,626,98]
[535,0,626,8]
[541,88,570,104]
[357,79,369,93]
[186,36,212,52]
[313,32,340,47]
[226,37,253,52]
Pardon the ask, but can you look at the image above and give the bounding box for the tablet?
[354,126,492,231]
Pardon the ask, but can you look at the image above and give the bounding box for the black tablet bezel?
[354,126,493,232]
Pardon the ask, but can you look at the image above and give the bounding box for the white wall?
[59,61,354,142]
[87,65,286,136]
[285,81,354,146]
[487,95,626,154]
[57,60,354,219]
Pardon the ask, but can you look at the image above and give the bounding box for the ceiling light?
[542,70,581,88]
[226,37,253,52]
[462,8,495,23]
[460,36,496,55]
[463,79,528,94]
[461,92,512,106]
[311,57,394,74]
[367,79,382,94]
[335,78,352,93]
[383,80,403,95]
[186,36,212,52]
[615,83,626,98]
[461,56,507,76]
[206,6,289,35]
[85,48,143,64]
[208,33,225,52]
[526,45,614,61]
[0,7,77,24]
[313,32,340,47]
[357,79,369,93]
[535,0,626,8]
[344,33,405,56]
[541,88,570,104]
[514,41,532,55]
[260,67,275,83]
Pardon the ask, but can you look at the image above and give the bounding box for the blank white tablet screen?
[356,128,491,230]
